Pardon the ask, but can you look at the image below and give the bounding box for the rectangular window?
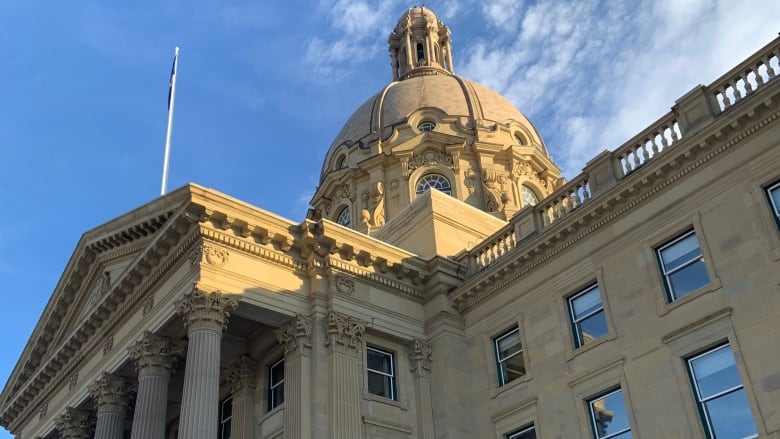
[507,425,536,439]
[367,346,397,400]
[657,230,710,301]
[268,358,284,411]
[568,284,608,348]
[219,396,232,439]
[494,327,525,386]
[687,344,757,439]
[767,180,780,228]
[588,388,632,439]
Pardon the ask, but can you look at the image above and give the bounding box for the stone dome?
[321,74,545,179]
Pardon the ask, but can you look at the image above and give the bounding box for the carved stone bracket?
[225,355,257,395]
[275,314,313,356]
[408,339,433,377]
[325,312,366,353]
[55,407,92,439]
[175,287,239,333]
[127,332,185,377]
[88,373,134,415]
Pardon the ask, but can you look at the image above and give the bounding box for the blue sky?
[0,0,777,436]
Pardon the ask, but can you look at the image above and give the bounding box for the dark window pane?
[508,426,536,439]
[577,310,608,345]
[660,233,701,271]
[368,371,392,398]
[496,330,522,360]
[501,351,526,383]
[221,398,232,420]
[271,362,284,384]
[705,389,756,439]
[590,390,631,438]
[223,422,231,439]
[668,260,709,299]
[690,346,741,399]
[769,186,780,215]
[367,349,392,373]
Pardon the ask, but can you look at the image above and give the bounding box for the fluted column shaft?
[276,314,313,439]
[410,340,435,439]
[226,355,257,439]
[89,373,133,439]
[128,332,183,439]
[325,312,365,439]
[55,407,91,439]
[175,288,238,439]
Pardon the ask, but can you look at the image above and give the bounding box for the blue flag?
[168,52,178,111]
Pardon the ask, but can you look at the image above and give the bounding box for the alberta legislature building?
[3,6,780,439]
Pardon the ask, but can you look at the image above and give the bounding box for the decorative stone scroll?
[481,169,508,212]
[174,287,239,332]
[88,373,134,415]
[225,355,257,395]
[325,312,366,353]
[408,149,454,171]
[408,339,433,375]
[334,275,355,295]
[55,407,92,439]
[68,372,78,390]
[102,336,114,355]
[275,314,313,355]
[38,402,47,420]
[127,332,185,377]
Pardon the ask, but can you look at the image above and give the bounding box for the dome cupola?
[388,6,454,80]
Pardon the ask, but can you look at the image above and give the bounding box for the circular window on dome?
[418,121,436,132]
[336,206,351,227]
[514,133,526,145]
[521,185,539,207]
[416,173,452,196]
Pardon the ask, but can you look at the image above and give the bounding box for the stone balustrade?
[457,35,780,277]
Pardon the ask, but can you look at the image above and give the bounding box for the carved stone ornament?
[325,312,366,352]
[225,355,257,395]
[127,331,186,376]
[68,372,78,390]
[55,407,92,439]
[333,275,355,295]
[202,243,229,267]
[482,169,508,212]
[408,148,454,171]
[464,169,478,195]
[408,339,433,374]
[88,372,134,414]
[175,287,239,332]
[275,314,313,355]
[142,294,154,316]
[188,244,201,268]
[102,336,114,355]
[368,181,385,227]
[38,402,47,420]
[332,183,354,204]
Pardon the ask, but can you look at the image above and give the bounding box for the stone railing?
[457,35,780,276]
[711,37,780,112]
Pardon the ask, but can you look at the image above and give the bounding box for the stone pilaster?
[175,288,238,439]
[225,355,257,439]
[409,339,435,439]
[55,407,91,439]
[128,332,184,439]
[325,311,365,439]
[88,373,133,439]
[276,314,313,439]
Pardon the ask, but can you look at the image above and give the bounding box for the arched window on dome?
[416,174,452,196]
[336,206,351,227]
[514,133,527,145]
[334,154,348,170]
[416,43,425,62]
[521,185,539,207]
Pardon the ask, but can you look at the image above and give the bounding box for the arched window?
[416,173,452,196]
[521,185,539,207]
[418,121,435,132]
[334,154,348,170]
[514,133,526,145]
[336,206,351,227]
[416,43,425,61]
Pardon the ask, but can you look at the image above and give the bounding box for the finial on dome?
[387,6,454,81]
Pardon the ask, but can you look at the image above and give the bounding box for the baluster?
[671,123,681,143]
[582,182,591,201]
[733,79,744,101]
[766,54,777,79]
[572,185,582,208]
[755,62,766,86]
[637,142,647,164]
[721,87,732,108]
[744,70,755,94]
[631,147,641,169]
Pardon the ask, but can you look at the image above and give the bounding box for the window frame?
[366,346,397,401]
[587,388,632,439]
[418,121,436,132]
[493,327,525,387]
[766,180,780,229]
[219,395,233,439]
[567,284,608,349]
[656,229,710,301]
[507,424,536,439]
[686,343,757,439]
[268,357,284,411]
[415,173,452,196]
[335,206,351,227]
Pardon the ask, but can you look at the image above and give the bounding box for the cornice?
[451,93,780,313]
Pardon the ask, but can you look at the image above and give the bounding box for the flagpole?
[161,46,179,196]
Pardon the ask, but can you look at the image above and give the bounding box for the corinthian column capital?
[88,373,134,415]
[408,339,433,377]
[275,314,313,356]
[55,407,92,439]
[175,287,238,333]
[325,311,366,354]
[225,355,256,395]
[127,332,185,377]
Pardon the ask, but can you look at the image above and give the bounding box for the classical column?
[128,332,184,439]
[325,311,366,439]
[175,288,238,439]
[409,339,435,439]
[88,373,133,439]
[225,355,257,439]
[275,314,313,439]
[55,407,91,439]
